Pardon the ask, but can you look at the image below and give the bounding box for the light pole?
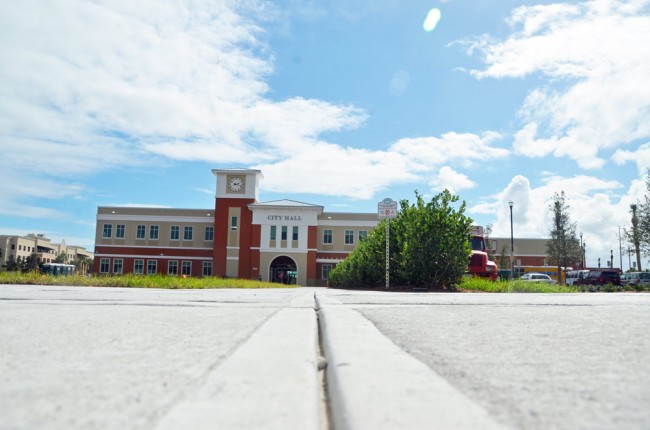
[580,232,583,269]
[509,200,514,279]
[618,226,623,272]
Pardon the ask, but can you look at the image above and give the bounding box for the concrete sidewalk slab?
[317,294,506,430]
[155,305,321,430]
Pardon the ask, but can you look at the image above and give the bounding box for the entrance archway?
[270,256,297,284]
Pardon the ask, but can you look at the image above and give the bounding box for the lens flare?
[423,8,441,32]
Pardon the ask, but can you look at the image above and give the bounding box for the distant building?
[0,233,94,268]
[93,169,378,286]
[490,237,550,268]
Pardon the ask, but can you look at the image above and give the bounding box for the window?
[205,226,214,241]
[102,224,112,238]
[147,260,157,274]
[203,261,213,276]
[322,264,333,280]
[170,225,180,240]
[168,260,178,275]
[323,229,333,244]
[345,230,354,245]
[113,259,123,274]
[184,226,193,240]
[149,225,159,240]
[359,230,368,242]
[136,225,146,239]
[231,216,238,231]
[182,261,192,276]
[100,258,110,274]
[134,259,144,274]
[270,226,277,241]
[116,224,125,239]
[292,226,299,241]
[281,226,288,241]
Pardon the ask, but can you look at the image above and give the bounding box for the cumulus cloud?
[429,166,476,194]
[464,0,650,169]
[613,142,650,174]
[390,131,507,169]
[0,0,369,214]
[470,173,634,266]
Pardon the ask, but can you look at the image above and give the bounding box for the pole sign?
[378,198,398,219]
[378,198,397,289]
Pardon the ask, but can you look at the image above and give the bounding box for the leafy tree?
[483,224,495,261]
[54,252,68,264]
[74,256,94,275]
[21,253,40,273]
[329,190,473,290]
[546,192,582,284]
[498,245,509,270]
[3,255,19,271]
[625,172,650,270]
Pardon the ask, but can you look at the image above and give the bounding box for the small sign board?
[378,198,398,219]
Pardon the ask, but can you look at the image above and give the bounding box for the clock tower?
[212,169,263,279]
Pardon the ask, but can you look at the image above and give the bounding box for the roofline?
[211,168,264,179]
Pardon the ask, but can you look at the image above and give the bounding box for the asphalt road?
[1,285,648,429]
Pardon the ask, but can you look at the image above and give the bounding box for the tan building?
[94,169,379,286]
[0,234,93,269]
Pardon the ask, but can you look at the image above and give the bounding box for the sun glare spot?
[423,8,441,32]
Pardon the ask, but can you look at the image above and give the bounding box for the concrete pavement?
[1,285,649,429]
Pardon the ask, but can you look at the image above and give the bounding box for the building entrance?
[270,256,297,284]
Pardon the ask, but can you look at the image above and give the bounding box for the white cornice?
[97,214,214,223]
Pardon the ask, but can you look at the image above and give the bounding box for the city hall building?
[93,169,378,286]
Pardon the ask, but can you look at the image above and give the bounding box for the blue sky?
[1,0,649,270]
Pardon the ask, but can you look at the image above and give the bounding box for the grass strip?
[461,277,580,293]
[0,272,296,289]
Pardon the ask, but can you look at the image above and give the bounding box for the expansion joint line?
[315,293,333,430]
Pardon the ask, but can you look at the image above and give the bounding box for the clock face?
[228,176,244,192]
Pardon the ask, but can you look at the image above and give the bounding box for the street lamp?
[580,232,585,269]
[509,200,514,279]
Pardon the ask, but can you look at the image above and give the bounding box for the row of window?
[102,224,215,241]
[322,229,368,245]
[269,225,299,241]
[99,258,213,276]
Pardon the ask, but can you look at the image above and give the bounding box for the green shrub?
[329,191,472,290]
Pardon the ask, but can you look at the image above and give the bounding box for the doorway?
[270,256,297,284]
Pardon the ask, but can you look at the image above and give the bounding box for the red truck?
[468,226,498,280]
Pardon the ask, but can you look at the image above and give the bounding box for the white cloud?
[255,141,418,199]
[0,0,370,216]
[465,0,650,168]
[613,142,650,174]
[390,131,507,169]
[471,173,638,267]
[429,166,476,194]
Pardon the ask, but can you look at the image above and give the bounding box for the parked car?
[622,272,650,287]
[565,269,590,285]
[621,273,631,286]
[574,270,621,286]
[520,273,556,284]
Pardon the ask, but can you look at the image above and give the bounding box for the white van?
[565,270,590,285]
